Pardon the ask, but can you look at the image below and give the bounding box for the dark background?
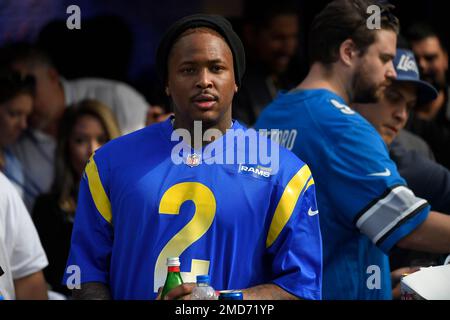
[1,0,448,103]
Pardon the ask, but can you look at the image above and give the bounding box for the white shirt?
[0,172,48,300]
[62,77,149,135]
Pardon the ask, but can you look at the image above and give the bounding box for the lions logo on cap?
[396,54,419,74]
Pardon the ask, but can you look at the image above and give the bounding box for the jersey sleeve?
[329,120,430,253]
[63,151,114,287]
[265,156,322,300]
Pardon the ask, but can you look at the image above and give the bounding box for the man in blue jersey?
[64,14,322,300]
[255,0,450,299]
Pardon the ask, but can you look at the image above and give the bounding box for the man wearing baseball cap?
[354,48,438,149]
[353,49,450,282]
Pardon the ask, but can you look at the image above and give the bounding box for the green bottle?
[161,257,183,299]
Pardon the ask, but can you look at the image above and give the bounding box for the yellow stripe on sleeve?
[305,177,315,191]
[266,165,311,248]
[85,155,112,224]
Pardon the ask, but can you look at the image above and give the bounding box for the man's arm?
[397,211,450,253]
[242,284,298,300]
[14,271,48,300]
[64,155,114,299]
[162,283,298,300]
[72,282,111,300]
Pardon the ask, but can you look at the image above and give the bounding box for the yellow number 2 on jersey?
[153,182,216,293]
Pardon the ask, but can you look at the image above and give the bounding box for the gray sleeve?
[390,142,450,214]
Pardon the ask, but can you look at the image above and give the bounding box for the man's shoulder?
[234,123,307,169]
[265,142,311,186]
[258,89,361,127]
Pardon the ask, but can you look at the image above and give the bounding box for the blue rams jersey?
[64,118,322,300]
[255,89,430,300]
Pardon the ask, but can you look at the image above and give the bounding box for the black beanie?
[156,14,246,87]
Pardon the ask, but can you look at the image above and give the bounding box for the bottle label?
[168,266,180,272]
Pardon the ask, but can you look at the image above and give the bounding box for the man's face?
[355,82,417,145]
[167,30,237,128]
[12,62,62,130]
[352,29,397,103]
[254,14,298,75]
[411,36,448,90]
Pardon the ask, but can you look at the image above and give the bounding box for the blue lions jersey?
[255,89,430,300]
[64,118,322,300]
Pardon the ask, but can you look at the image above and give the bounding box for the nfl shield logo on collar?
[185,153,201,167]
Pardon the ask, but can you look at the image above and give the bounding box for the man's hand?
[156,283,196,300]
[391,266,420,300]
[155,283,298,300]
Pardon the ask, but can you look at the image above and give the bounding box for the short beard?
[351,70,380,104]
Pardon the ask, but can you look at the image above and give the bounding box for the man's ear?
[339,39,357,67]
[165,86,170,96]
[234,84,238,93]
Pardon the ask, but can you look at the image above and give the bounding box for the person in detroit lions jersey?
[256,0,450,299]
[64,14,322,300]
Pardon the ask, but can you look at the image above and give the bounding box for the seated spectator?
[0,171,48,300]
[233,0,303,126]
[0,43,149,209]
[0,69,34,199]
[32,99,120,296]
